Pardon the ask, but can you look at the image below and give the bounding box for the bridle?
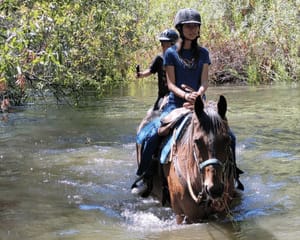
[172,110,234,206]
[185,144,224,204]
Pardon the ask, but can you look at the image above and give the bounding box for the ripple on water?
[231,175,291,222]
[79,204,121,219]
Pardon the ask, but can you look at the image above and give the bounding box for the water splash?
[121,209,178,232]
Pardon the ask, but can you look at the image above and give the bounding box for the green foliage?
[134,0,299,86]
[1,0,146,104]
[247,61,260,85]
[241,0,299,84]
[0,0,299,106]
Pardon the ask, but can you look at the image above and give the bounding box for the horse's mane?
[180,100,228,146]
[201,100,228,135]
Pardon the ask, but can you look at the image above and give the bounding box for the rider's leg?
[132,104,174,196]
[136,133,161,177]
[132,129,162,197]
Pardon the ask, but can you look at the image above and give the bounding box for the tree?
[0,0,146,106]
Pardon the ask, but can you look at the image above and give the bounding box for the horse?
[163,95,238,223]
[134,95,240,224]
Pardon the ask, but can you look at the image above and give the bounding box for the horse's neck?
[179,118,202,184]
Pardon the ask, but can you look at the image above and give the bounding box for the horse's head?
[191,95,232,201]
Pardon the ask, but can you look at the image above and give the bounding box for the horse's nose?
[206,183,224,199]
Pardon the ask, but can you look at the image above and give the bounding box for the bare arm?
[165,65,186,99]
[166,63,209,107]
[197,63,209,95]
[186,63,209,103]
[136,69,152,78]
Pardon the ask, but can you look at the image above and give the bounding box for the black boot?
[229,129,244,191]
[131,175,153,197]
[235,167,244,191]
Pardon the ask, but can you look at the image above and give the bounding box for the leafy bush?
[0,0,146,105]
[0,0,298,107]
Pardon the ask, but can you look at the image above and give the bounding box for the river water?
[0,82,299,240]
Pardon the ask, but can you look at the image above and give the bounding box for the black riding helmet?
[158,29,179,44]
[174,8,201,31]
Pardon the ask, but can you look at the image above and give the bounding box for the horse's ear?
[217,95,227,119]
[195,95,204,118]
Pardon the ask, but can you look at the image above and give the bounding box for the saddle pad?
[158,107,191,136]
[160,113,192,164]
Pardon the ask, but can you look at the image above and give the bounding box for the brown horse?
[134,95,240,224]
[162,95,237,223]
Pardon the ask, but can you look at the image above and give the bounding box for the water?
[0,82,299,240]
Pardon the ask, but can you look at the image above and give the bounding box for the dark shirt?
[150,55,169,98]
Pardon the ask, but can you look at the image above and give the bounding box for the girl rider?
[132,8,243,196]
[132,8,210,196]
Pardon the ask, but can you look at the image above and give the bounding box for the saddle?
[158,107,191,136]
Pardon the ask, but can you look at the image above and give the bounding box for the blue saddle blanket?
[160,114,192,164]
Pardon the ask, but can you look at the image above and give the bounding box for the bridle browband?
[193,147,224,173]
[198,158,223,172]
